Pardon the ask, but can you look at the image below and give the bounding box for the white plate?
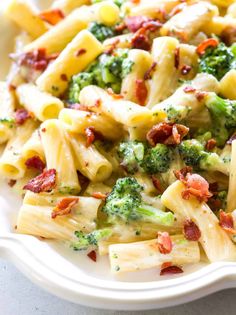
[1,0,236,311]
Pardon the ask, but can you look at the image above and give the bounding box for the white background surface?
[1,259,236,315]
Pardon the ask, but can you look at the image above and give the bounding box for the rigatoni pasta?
[2,0,236,277]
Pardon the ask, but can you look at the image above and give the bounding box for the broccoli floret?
[164,104,191,123]
[67,49,133,102]
[118,141,146,174]
[179,139,228,173]
[199,43,236,80]
[103,177,174,225]
[205,93,236,146]
[141,144,172,174]
[118,141,172,174]
[71,229,112,251]
[88,22,115,42]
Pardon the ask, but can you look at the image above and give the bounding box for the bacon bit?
[144,62,157,80]
[180,173,213,203]
[87,250,97,262]
[196,91,207,102]
[183,220,201,241]
[107,88,123,99]
[174,47,180,69]
[181,65,192,75]
[196,38,219,56]
[25,156,46,173]
[115,22,126,33]
[41,127,46,133]
[227,133,236,145]
[75,48,87,57]
[51,197,79,219]
[219,210,236,234]
[160,265,183,276]
[135,79,148,105]
[39,9,64,25]
[85,127,104,147]
[104,38,120,55]
[174,166,193,181]
[125,16,150,33]
[157,232,173,254]
[130,0,140,3]
[47,52,60,61]
[205,139,216,151]
[183,86,196,93]
[60,73,68,81]
[95,99,101,108]
[23,169,56,193]
[8,84,16,91]
[160,262,172,270]
[142,20,162,32]
[131,32,151,51]
[14,109,32,125]
[221,26,236,46]
[8,179,16,187]
[92,192,107,201]
[146,122,189,146]
[151,176,163,194]
[67,103,90,111]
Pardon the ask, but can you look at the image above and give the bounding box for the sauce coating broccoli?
[102,177,174,225]
[88,22,116,42]
[71,229,112,251]
[118,141,172,174]
[68,49,133,102]
[199,43,236,80]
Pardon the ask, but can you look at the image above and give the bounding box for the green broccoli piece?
[164,104,191,123]
[118,141,146,174]
[205,93,236,146]
[67,49,133,102]
[141,144,172,174]
[88,22,115,42]
[103,177,174,225]
[179,139,228,174]
[199,43,236,80]
[71,229,112,251]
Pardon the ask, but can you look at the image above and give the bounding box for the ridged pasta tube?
[227,140,236,212]
[59,109,123,140]
[36,30,103,96]
[108,235,200,273]
[0,81,16,144]
[0,119,37,179]
[161,181,236,262]
[70,135,113,182]
[40,119,81,194]
[16,83,64,121]
[4,0,48,39]
[220,70,236,100]
[22,130,45,162]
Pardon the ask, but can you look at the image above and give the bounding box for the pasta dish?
[1,0,236,277]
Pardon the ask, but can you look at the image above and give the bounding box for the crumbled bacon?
[130,0,140,3]
[183,86,196,93]
[92,192,107,201]
[39,9,65,25]
[174,47,180,69]
[75,48,87,57]
[160,265,183,276]
[131,32,151,51]
[51,197,79,219]
[183,220,201,241]
[196,38,218,56]
[60,73,68,81]
[151,176,163,194]
[23,169,56,193]
[125,16,150,33]
[221,26,236,46]
[219,210,236,234]
[173,166,193,181]
[179,173,213,202]
[135,79,148,105]
[205,138,216,151]
[195,91,207,102]
[85,127,104,147]
[157,232,173,254]
[25,156,46,173]
[181,65,192,75]
[14,109,32,125]
[227,133,236,144]
[8,179,16,187]
[146,122,189,147]
[104,39,120,55]
[115,22,127,33]
[144,62,157,80]
[87,250,97,262]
